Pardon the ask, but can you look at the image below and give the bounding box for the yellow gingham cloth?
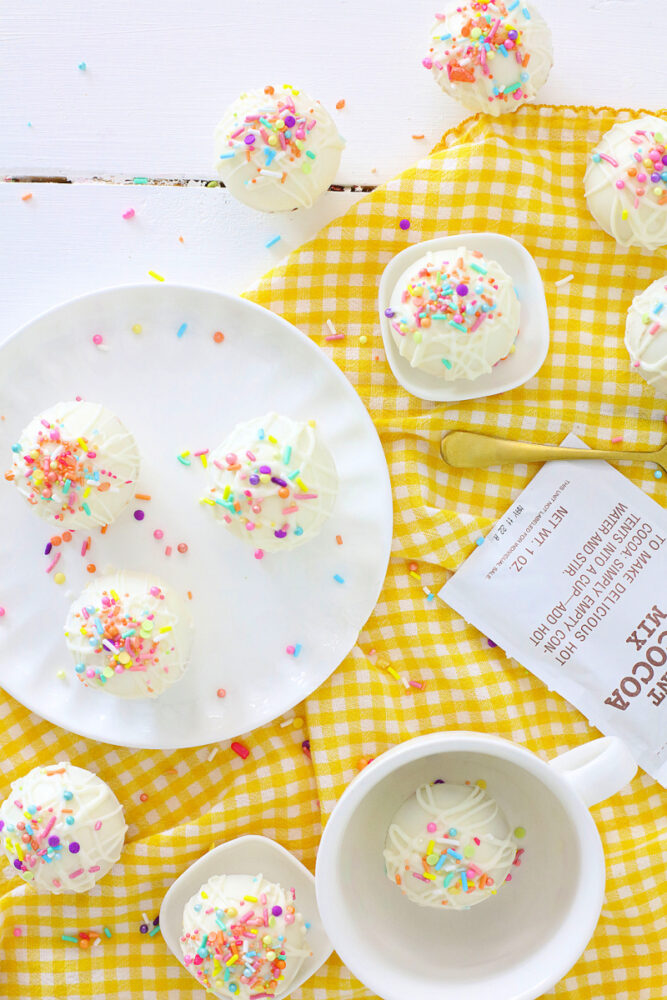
[1,104,667,999]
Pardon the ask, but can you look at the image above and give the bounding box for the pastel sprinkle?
[333,574,345,584]
[177,323,188,339]
[265,235,281,249]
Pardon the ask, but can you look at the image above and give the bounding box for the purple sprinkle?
[153,916,159,926]
[139,924,148,934]
[68,842,80,854]
[487,639,497,648]
[651,173,661,183]
[259,465,271,475]
[284,115,296,127]
[399,219,410,231]
[45,542,52,556]
[133,510,145,521]
[384,308,395,318]
[249,475,260,486]
[434,779,445,784]
[456,283,469,296]
[48,835,60,847]
[13,859,23,870]
[271,477,287,487]
[0,821,3,832]
[274,529,287,538]
[271,905,283,916]
[244,134,255,145]
[663,155,667,166]
[302,739,310,750]
[508,29,518,39]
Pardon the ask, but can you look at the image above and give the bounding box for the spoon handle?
[440,431,658,469]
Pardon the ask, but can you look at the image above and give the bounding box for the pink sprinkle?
[80,539,88,556]
[505,873,512,882]
[282,505,299,515]
[611,436,624,443]
[469,314,485,333]
[254,549,264,560]
[426,822,437,833]
[122,209,135,219]
[231,741,249,760]
[473,837,480,846]
[69,869,84,879]
[286,645,295,655]
[294,492,318,500]
[94,820,102,830]
[52,879,61,888]
[92,333,103,346]
[412,873,429,882]
[214,460,225,470]
[12,927,22,937]
[165,545,172,556]
[193,449,209,457]
[487,17,501,40]
[230,126,244,139]
[599,153,619,167]
[88,865,100,873]
[409,680,424,689]
[40,815,57,840]
[0,607,5,618]
[153,529,164,540]
[325,333,346,341]
[239,910,254,923]
[46,552,62,574]
[649,322,661,336]
[633,361,640,367]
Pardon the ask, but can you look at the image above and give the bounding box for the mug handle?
[549,736,637,808]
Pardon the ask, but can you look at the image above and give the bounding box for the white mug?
[315,731,637,1000]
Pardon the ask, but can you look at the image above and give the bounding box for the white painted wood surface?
[0,0,665,337]
[1,0,663,185]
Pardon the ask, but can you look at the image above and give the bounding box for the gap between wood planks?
[2,176,377,192]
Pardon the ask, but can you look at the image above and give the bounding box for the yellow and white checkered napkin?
[1,105,666,999]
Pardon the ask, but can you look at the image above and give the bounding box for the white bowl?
[161,834,332,998]
[378,233,550,402]
[315,731,633,1000]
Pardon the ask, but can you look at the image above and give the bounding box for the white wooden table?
[0,0,663,337]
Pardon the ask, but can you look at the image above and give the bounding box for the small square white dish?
[378,232,550,402]
[160,834,332,998]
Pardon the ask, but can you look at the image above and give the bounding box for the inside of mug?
[334,749,598,999]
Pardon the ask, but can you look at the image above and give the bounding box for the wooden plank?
[1,0,661,184]
[0,184,364,339]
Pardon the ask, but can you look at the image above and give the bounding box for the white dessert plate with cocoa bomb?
[160,835,332,999]
[0,284,392,748]
[378,233,549,402]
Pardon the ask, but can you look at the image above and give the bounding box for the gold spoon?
[440,430,667,475]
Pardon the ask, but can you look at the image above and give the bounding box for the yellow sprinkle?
[200,454,208,468]
[296,478,308,492]
[201,891,208,900]
[476,779,487,789]
[15,842,23,861]
[409,571,421,581]
[223,484,231,500]
[268,435,278,444]
[226,955,238,967]
[118,652,130,665]
[422,872,436,881]
[387,666,401,682]
[243,895,258,902]
[148,270,165,282]
[78,438,87,449]
[53,572,66,585]
[427,840,434,855]
[308,419,317,427]
[132,324,142,334]
[110,590,119,601]
[200,497,215,506]
[621,209,628,219]
[181,451,191,458]
[83,487,90,498]
[159,625,172,633]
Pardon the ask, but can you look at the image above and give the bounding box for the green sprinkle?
[148,924,161,937]
[443,871,458,888]
[62,478,71,494]
[206,180,220,187]
[448,320,467,332]
[305,150,316,159]
[470,263,487,275]
[514,826,526,838]
[61,935,79,944]
[177,454,191,466]
[82,502,91,516]
[442,358,452,369]
[287,469,300,481]
[103,927,112,939]
[133,177,149,185]
[283,446,292,465]
[504,82,521,94]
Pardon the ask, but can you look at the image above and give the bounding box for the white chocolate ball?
[214,86,345,212]
[9,400,140,529]
[0,762,126,894]
[424,1,553,116]
[387,247,520,380]
[180,873,309,1000]
[383,781,519,910]
[584,116,667,252]
[625,275,667,396]
[64,571,194,699]
[205,413,338,554]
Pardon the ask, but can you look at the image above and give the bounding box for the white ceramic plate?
[161,835,332,999]
[378,233,550,402]
[0,285,392,748]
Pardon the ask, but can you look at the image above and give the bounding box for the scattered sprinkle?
[555,273,574,288]
[133,177,149,185]
[134,493,151,501]
[53,572,66,585]
[213,331,224,343]
[514,826,526,839]
[132,324,142,334]
[21,193,33,202]
[335,99,346,110]
[333,573,345,584]
[231,741,249,760]
[301,739,311,759]
[265,235,281,249]
[133,510,145,521]
[611,436,624,444]
[77,62,87,71]
[216,688,226,698]
[139,793,148,803]
[336,535,343,545]
[399,219,411,231]
[654,470,663,479]
[176,323,188,339]
[122,209,135,220]
[412,134,425,140]
[148,271,164,282]
[475,537,484,546]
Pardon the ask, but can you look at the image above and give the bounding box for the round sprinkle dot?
[66,816,75,826]
[53,573,66,585]
[139,793,148,803]
[133,510,145,521]
[0,607,5,618]
[139,924,148,934]
[177,542,188,554]
[456,283,469,297]
[654,470,663,479]
[399,219,410,230]
[514,826,526,839]
[426,822,437,833]
[68,842,80,854]
[448,828,457,837]
[217,688,226,698]
[213,331,224,343]
[476,779,487,789]
[132,324,142,334]
[86,563,96,573]
[359,335,368,344]
[12,927,22,937]
[463,845,475,858]
[408,562,419,572]
[92,334,103,345]
[254,549,264,560]
[153,529,164,540]
[48,836,60,847]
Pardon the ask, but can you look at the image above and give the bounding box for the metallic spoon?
[440,430,667,475]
